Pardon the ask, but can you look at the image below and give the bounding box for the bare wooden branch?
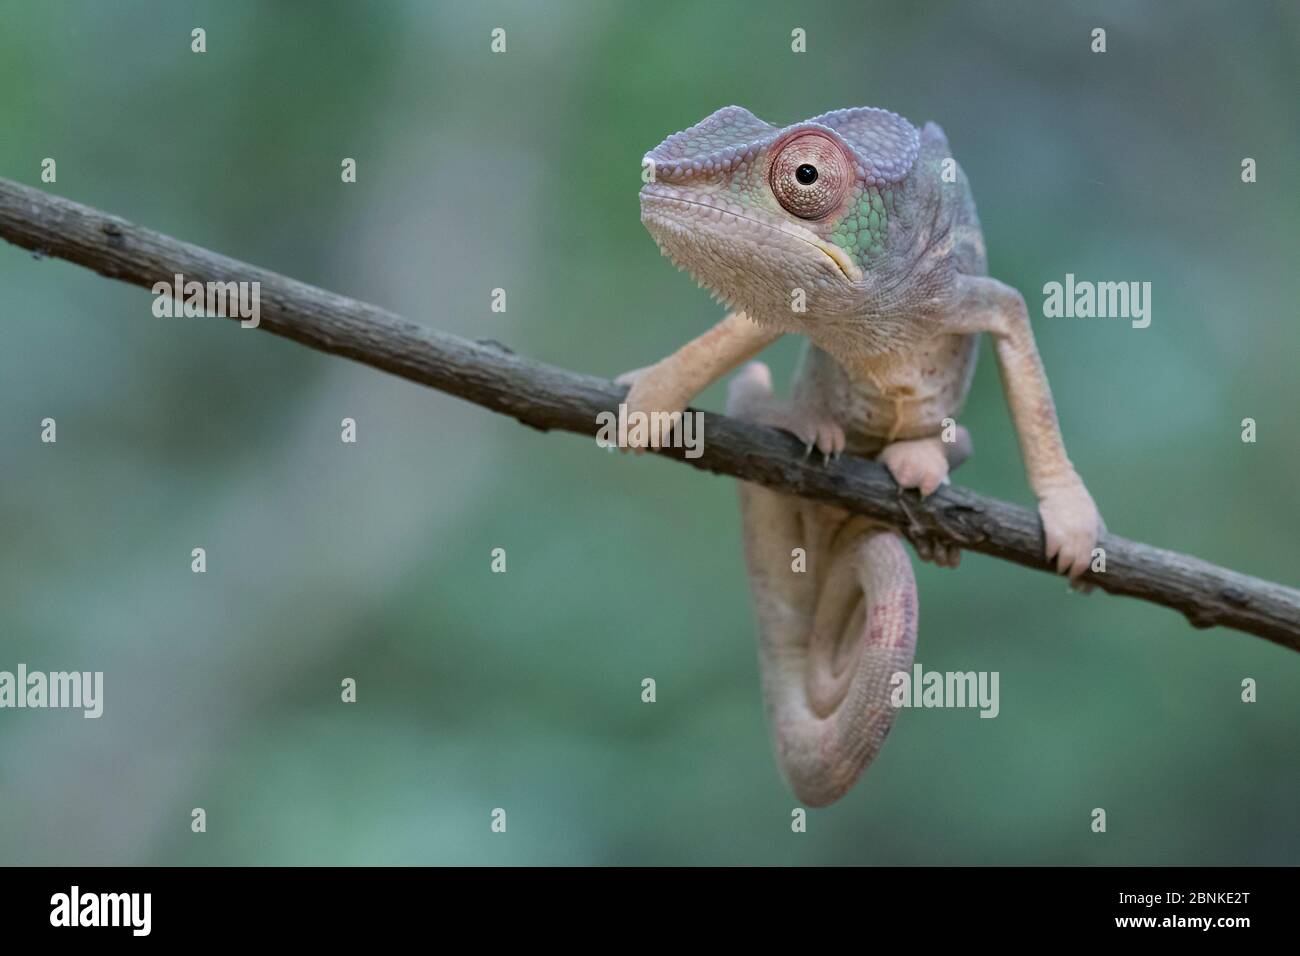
[2,176,1297,652]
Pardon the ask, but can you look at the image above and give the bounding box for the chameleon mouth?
[640,190,862,283]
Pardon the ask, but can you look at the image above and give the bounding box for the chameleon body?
[622,106,1102,806]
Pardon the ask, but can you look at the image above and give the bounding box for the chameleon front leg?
[949,274,1102,578]
[616,311,781,450]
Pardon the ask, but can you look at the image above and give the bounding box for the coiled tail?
[738,490,918,807]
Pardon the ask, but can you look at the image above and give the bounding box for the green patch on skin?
[829,186,892,268]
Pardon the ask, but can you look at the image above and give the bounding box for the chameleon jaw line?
[641,190,862,283]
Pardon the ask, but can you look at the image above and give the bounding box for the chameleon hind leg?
[877,431,973,569]
[727,363,917,807]
[726,361,845,461]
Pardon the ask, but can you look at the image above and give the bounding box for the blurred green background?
[1,0,1297,865]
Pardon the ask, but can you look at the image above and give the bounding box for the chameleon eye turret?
[769,131,851,220]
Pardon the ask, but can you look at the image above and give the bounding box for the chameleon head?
[640,105,921,338]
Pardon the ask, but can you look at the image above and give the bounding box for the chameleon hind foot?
[878,437,952,498]
[879,432,973,569]
[726,362,845,462]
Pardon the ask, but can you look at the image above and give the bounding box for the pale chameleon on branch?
[620,106,1103,806]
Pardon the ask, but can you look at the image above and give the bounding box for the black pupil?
[795,164,818,185]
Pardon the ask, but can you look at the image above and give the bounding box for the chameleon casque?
[620,106,1104,806]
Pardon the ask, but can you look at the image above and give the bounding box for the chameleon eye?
[770,133,850,220]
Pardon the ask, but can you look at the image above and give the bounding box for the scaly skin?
[624,106,1102,805]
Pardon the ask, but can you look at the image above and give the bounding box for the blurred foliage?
[0,0,1297,865]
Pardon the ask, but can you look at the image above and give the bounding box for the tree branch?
[2,176,1297,653]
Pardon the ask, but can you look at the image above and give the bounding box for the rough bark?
[2,176,1296,652]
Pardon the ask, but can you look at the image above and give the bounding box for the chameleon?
[619,106,1103,807]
